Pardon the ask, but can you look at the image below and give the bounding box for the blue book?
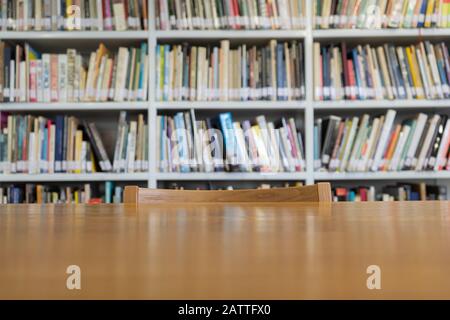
[159,116,166,171]
[436,57,448,98]
[276,43,284,100]
[418,1,427,28]
[388,45,405,99]
[43,127,48,173]
[55,115,64,172]
[219,112,239,171]
[361,49,373,97]
[400,47,415,97]
[347,191,356,202]
[138,42,147,100]
[39,120,45,173]
[174,113,190,173]
[351,49,363,99]
[163,45,170,101]
[313,125,319,166]
[105,181,113,204]
[182,44,189,100]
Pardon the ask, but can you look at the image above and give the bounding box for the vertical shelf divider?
[148,0,157,188]
[305,0,315,185]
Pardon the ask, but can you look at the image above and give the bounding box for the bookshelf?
[1,0,450,199]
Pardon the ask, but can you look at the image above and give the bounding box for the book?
[155,0,306,30]
[332,183,447,202]
[156,40,305,102]
[0,111,146,174]
[0,0,147,31]
[0,181,129,204]
[0,42,148,102]
[111,111,148,173]
[315,110,450,173]
[314,0,450,29]
[314,41,450,101]
[158,111,305,173]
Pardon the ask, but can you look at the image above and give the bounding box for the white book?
[404,113,428,168]
[19,61,26,102]
[233,122,250,172]
[268,122,282,172]
[415,114,440,171]
[348,114,370,172]
[434,119,450,171]
[279,127,295,172]
[340,117,359,171]
[36,60,43,102]
[58,54,68,102]
[96,0,104,30]
[126,121,137,173]
[42,54,51,102]
[359,118,379,172]
[389,125,411,171]
[371,110,396,171]
[114,48,129,102]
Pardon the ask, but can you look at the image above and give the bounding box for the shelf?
[0,31,149,40]
[313,28,450,39]
[155,101,307,110]
[0,102,149,111]
[155,30,305,40]
[314,99,450,110]
[156,172,307,181]
[314,171,450,181]
[0,173,149,182]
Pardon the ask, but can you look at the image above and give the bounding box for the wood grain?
[1,201,450,299]
[124,183,332,204]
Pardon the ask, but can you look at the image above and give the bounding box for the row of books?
[156,0,306,30]
[315,110,450,172]
[315,0,450,30]
[112,111,149,173]
[0,111,148,174]
[333,183,447,201]
[165,181,304,190]
[313,41,450,101]
[0,0,148,31]
[158,111,305,173]
[156,40,305,102]
[0,42,149,103]
[0,181,124,204]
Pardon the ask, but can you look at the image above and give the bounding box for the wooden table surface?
[0,202,450,300]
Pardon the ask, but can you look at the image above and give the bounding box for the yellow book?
[406,46,424,99]
[425,0,436,27]
[66,0,73,30]
[400,0,410,27]
[90,151,97,173]
[445,0,450,27]
[160,45,166,100]
[74,191,79,204]
[74,130,83,173]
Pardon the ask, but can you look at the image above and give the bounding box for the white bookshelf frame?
[0,0,449,192]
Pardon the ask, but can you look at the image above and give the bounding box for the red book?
[231,0,239,29]
[341,43,349,99]
[347,59,356,100]
[47,119,52,172]
[89,198,103,204]
[29,60,37,102]
[103,0,113,30]
[359,187,367,201]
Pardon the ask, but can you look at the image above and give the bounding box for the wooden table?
[0,202,450,299]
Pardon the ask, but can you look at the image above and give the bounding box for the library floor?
[1,201,450,299]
